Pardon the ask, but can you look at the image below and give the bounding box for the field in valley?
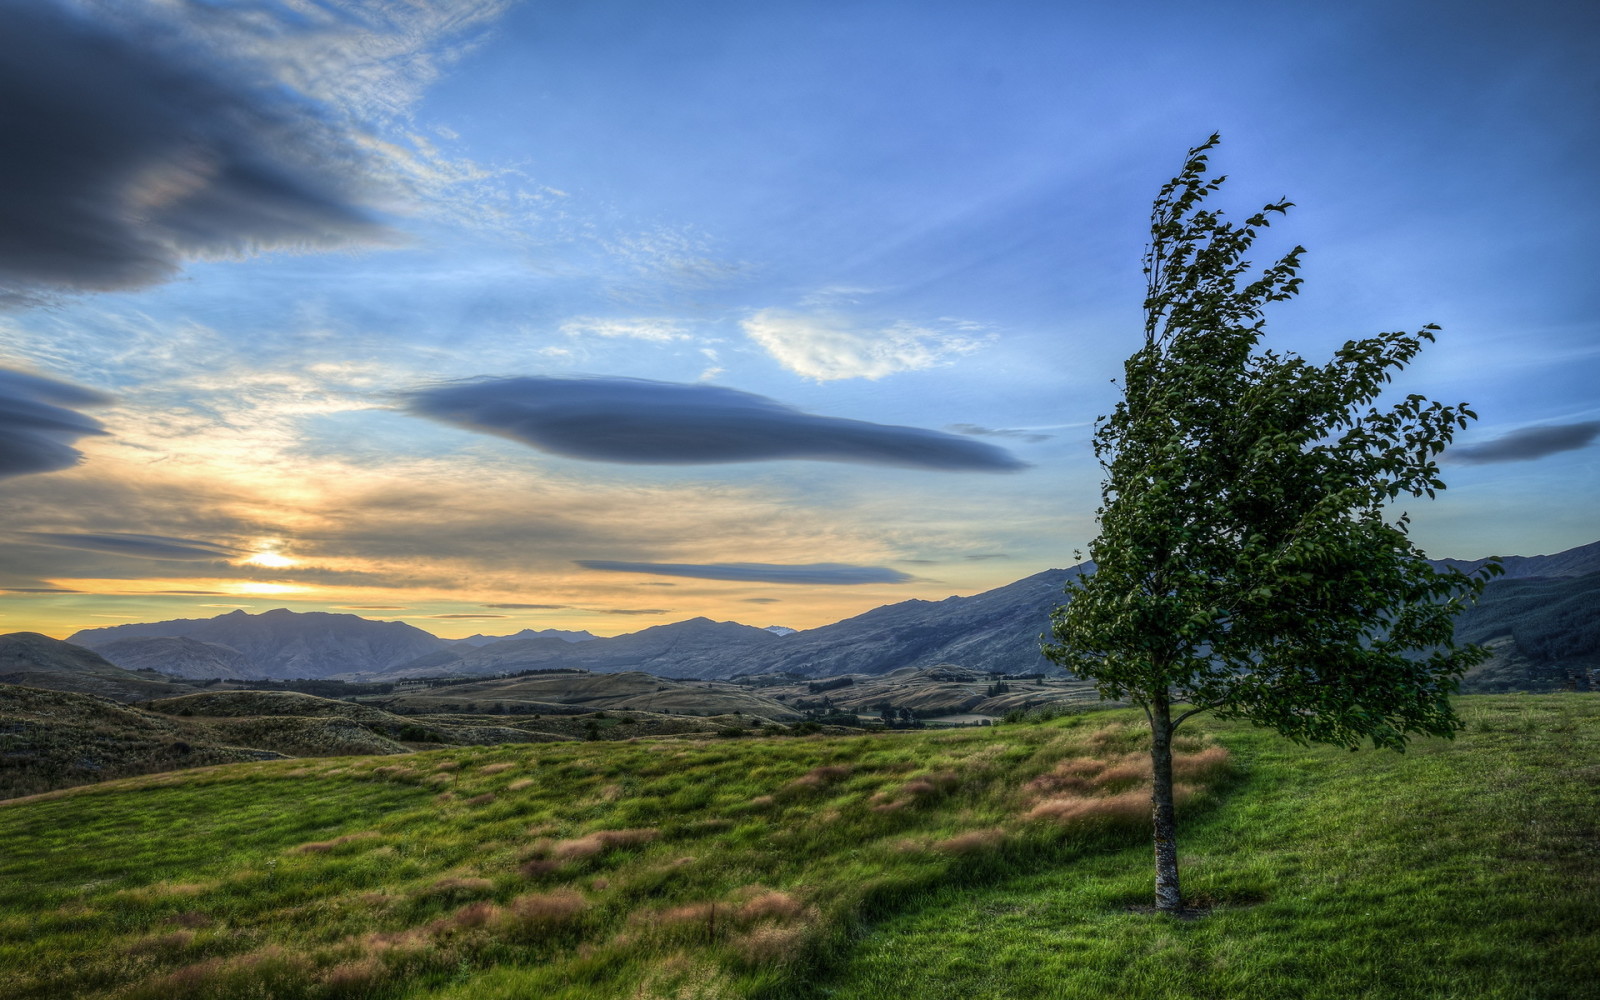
[1,695,1594,999]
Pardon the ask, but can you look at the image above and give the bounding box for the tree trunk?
[1149,693,1181,913]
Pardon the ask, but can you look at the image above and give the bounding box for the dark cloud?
[339,605,409,611]
[22,531,237,560]
[1,586,80,593]
[483,602,572,610]
[403,376,1028,472]
[576,560,914,585]
[946,423,1054,444]
[0,368,112,478]
[147,590,227,596]
[595,608,671,616]
[741,597,782,604]
[1450,421,1600,464]
[428,614,509,620]
[0,3,389,296]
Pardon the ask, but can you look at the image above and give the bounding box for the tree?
[1043,135,1498,914]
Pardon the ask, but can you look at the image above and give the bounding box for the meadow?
[1,694,1594,999]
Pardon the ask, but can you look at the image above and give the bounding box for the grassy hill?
[0,695,1594,999]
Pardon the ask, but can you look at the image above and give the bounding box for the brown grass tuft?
[1027,790,1146,825]
[548,827,659,860]
[479,762,515,775]
[1090,755,1149,789]
[730,924,809,965]
[785,764,852,791]
[321,956,386,998]
[507,778,536,791]
[1173,745,1230,780]
[933,827,1006,854]
[498,889,588,939]
[434,760,461,771]
[165,910,211,928]
[464,792,496,806]
[736,890,805,923]
[425,876,494,899]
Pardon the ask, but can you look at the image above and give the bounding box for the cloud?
[483,603,571,610]
[338,606,409,611]
[0,367,112,478]
[594,608,671,616]
[402,376,1027,471]
[742,597,782,604]
[947,423,1055,444]
[1,587,80,594]
[575,561,914,585]
[21,531,238,560]
[561,317,690,343]
[1450,421,1600,464]
[427,613,509,619]
[0,2,393,296]
[742,310,986,381]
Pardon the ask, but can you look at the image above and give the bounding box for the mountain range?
[57,540,1600,687]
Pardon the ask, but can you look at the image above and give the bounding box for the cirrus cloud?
[21,531,238,561]
[574,560,914,585]
[401,376,1027,471]
[741,309,986,381]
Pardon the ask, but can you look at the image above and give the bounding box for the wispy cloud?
[742,309,987,381]
[1450,421,1600,464]
[0,367,111,478]
[427,613,509,619]
[561,317,691,343]
[483,603,571,610]
[20,532,237,561]
[402,375,1028,471]
[947,423,1054,444]
[574,561,914,585]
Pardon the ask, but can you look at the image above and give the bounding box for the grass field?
[0,694,1594,999]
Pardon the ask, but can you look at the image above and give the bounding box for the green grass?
[0,695,1593,999]
[821,694,1600,1000]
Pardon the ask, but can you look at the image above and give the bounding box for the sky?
[1,0,1596,641]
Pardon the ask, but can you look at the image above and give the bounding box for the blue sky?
[1,0,1595,638]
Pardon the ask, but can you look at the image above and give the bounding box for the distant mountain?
[71,609,450,679]
[764,626,797,636]
[46,539,1600,688]
[1455,571,1600,692]
[0,632,196,702]
[92,636,256,680]
[386,617,780,679]
[1433,539,1600,580]
[453,628,598,647]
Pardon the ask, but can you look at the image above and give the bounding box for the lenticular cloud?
[0,368,111,478]
[402,376,1028,472]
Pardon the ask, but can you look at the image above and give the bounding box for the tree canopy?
[1044,135,1497,912]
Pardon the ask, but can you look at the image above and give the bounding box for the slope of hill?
[0,685,582,799]
[1455,571,1600,691]
[1434,539,1600,580]
[0,632,196,702]
[453,628,598,647]
[91,636,256,680]
[376,669,801,719]
[71,608,450,679]
[0,696,1592,1000]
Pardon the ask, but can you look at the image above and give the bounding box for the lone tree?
[1044,136,1497,914]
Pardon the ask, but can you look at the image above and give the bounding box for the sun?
[243,550,297,569]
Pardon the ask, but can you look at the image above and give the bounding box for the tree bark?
[1149,692,1181,913]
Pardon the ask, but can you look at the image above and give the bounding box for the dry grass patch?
[464,792,496,806]
[933,827,1006,855]
[785,764,852,792]
[479,762,516,775]
[498,889,588,940]
[424,876,494,900]
[506,777,536,791]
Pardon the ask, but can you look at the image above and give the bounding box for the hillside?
[0,632,196,702]
[374,669,801,719]
[0,686,581,799]
[0,695,1592,999]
